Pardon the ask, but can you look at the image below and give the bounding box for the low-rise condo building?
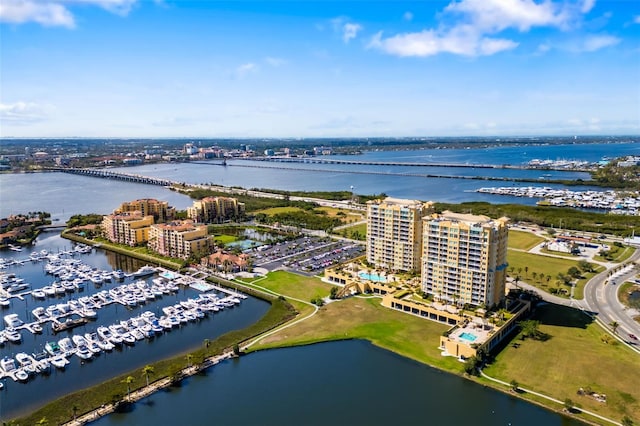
[366,197,433,272]
[115,198,175,223]
[148,220,213,259]
[102,212,154,246]
[421,211,509,308]
[187,196,245,224]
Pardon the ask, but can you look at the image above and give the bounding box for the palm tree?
[123,376,135,401]
[546,274,551,285]
[532,271,538,283]
[186,354,193,367]
[609,321,619,335]
[36,417,49,425]
[142,365,154,387]
[72,405,79,420]
[524,266,529,277]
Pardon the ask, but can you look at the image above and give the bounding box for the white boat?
[50,355,68,369]
[45,341,62,356]
[8,245,22,252]
[4,328,22,343]
[26,323,43,334]
[4,313,23,327]
[97,326,123,345]
[132,265,156,278]
[32,289,46,299]
[58,337,75,353]
[13,369,29,382]
[15,352,38,374]
[0,356,17,374]
[0,298,11,308]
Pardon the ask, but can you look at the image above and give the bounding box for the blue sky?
[0,0,638,138]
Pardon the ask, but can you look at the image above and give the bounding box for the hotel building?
[148,220,213,260]
[115,199,175,223]
[421,211,509,308]
[366,197,434,272]
[102,212,154,246]
[187,196,245,224]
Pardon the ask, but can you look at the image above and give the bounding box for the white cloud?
[234,62,258,78]
[370,0,594,58]
[403,11,413,22]
[0,102,49,125]
[265,57,287,67]
[0,0,138,28]
[368,27,518,57]
[331,16,363,43]
[579,34,620,51]
[634,15,640,24]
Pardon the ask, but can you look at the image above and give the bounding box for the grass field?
[483,304,640,422]
[255,206,304,215]
[251,296,461,370]
[214,235,237,244]
[235,271,332,302]
[508,230,546,250]
[593,244,636,263]
[508,250,603,299]
[335,222,367,240]
[315,206,364,222]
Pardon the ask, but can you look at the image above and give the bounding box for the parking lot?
[250,235,364,275]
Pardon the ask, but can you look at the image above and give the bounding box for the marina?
[476,186,640,214]
[0,234,268,419]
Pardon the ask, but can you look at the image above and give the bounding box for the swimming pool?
[459,332,478,342]
[358,272,387,283]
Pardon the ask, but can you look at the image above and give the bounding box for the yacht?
[50,355,69,370]
[45,341,62,356]
[97,326,123,346]
[4,328,22,343]
[58,337,75,353]
[4,313,24,327]
[15,352,38,374]
[26,323,43,334]
[132,265,156,278]
[32,289,46,299]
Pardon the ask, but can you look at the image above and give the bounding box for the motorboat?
[132,265,156,278]
[15,352,38,374]
[4,328,22,343]
[45,341,62,356]
[26,323,43,334]
[50,355,69,369]
[4,313,23,327]
[32,289,46,299]
[0,298,10,308]
[13,369,29,382]
[58,337,75,353]
[97,326,123,346]
[32,306,48,320]
[0,356,17,374]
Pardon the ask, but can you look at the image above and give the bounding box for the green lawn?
[508,230,546,250]
[254,206,304,215]
[508,250,602,299]
[335,222,367,240]
[235,270,331,302]
[593,244,636,263]
[214,234,238,244]
[483,304,640,422]
[252,297,459,370]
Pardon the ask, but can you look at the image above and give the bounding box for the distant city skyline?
[1,0,639,138]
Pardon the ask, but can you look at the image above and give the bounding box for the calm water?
[0,234,270,419]
[95,340,582,426]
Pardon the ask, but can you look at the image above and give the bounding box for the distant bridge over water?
[50,168,175,186]
[241,156,514,169]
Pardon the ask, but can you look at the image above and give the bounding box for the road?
[581,249,640,345]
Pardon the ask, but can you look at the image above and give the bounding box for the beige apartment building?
[366,197,434,272]
[421,211,509,308]
[187,196,245,224]
[115,198,175,223]
[148,220,213,260]
[102,212,154,246]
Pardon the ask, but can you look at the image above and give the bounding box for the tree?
[186,354,193,367]
[463,356,479,376]
[524,266,529,277]
[123,376,135,401]
[621,415,634,426]
[518,320,541,340]
[563,398,574,412]
[72,405,78,420]
[510,380,519,392]
[609,321,619,335]
[142,364,154,387]
[532,271,538,282]
[233,343,241,356]
[330,286,339,299]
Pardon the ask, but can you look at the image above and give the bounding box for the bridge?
[51,168,175,187]
[242,157,513,169]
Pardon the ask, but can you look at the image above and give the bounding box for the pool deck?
[450,321,493,345]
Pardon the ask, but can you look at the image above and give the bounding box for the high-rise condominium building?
[421,211,509,308]
[148,220,213,260]
[115,199,175,223]
[102,212,154,246]
[187,197,245,224]
[366,197,434,272]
